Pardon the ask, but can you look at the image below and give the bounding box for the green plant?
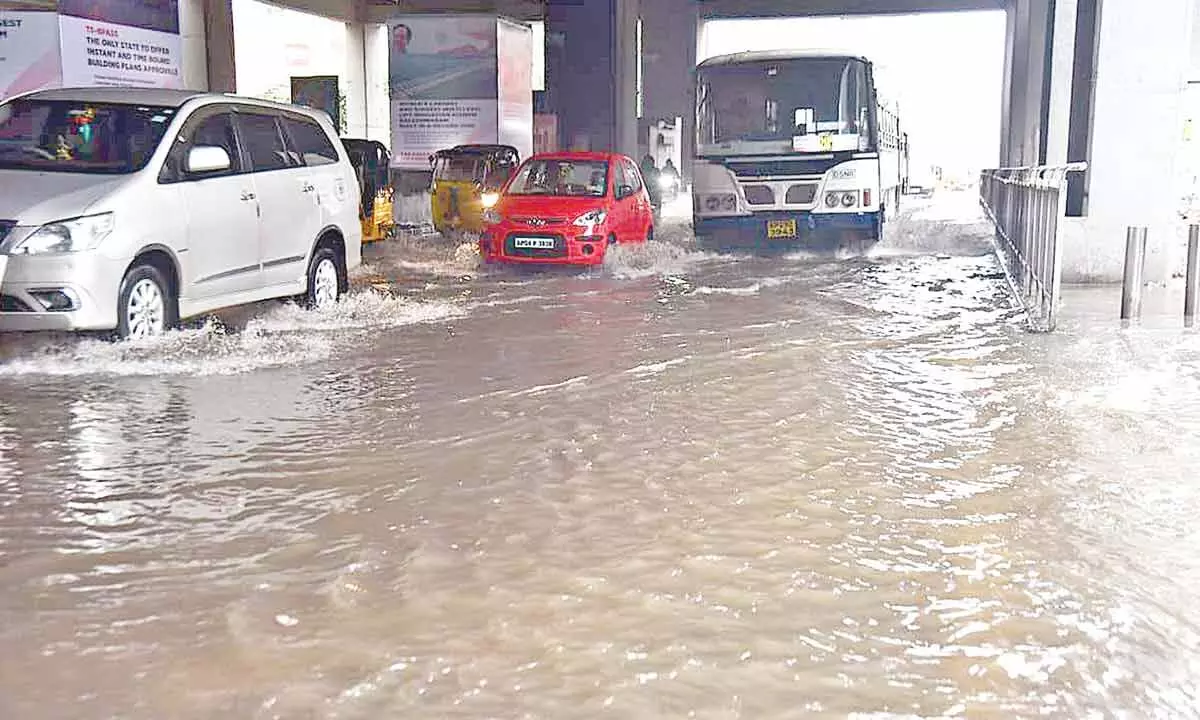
[336,89,347,135]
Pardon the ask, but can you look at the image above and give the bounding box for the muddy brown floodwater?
[3,192,1200,718]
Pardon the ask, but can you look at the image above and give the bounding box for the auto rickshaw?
[429,144,520,238]
[342,138,395,244]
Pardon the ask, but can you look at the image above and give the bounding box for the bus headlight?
[825,192,839,208]
[841,192,857,207]
[701,194,736,212]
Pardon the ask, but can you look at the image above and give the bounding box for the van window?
[159,110,241,183]
[283,115,339,166]
[0,99,176,175]
[237,112,294,172]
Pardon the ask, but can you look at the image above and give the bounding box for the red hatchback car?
[479,151,655,266]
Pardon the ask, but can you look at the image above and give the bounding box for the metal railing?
[979,163,1088,332]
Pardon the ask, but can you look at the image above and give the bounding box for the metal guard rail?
[978,162,1087,332]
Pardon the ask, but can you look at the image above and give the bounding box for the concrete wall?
[1058,0,1196,283]
[698,0,1005,17]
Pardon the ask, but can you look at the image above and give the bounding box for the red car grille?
[511,216,567,227]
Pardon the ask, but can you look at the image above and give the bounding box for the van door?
[234,109,318,291]
[281,112,345,239]
[160,106,261,302]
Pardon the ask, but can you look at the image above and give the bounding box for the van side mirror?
[187,145,231,174]
[617,183,634,198]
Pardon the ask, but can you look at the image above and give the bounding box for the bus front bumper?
[694,210,880,250]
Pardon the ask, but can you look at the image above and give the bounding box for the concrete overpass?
[182,0,1193,282]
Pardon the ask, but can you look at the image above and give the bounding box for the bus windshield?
[696,57,874,155]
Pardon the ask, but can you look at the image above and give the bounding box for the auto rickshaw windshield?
[435,154,479,182]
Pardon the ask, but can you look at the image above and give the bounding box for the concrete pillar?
[640,0,698,182]
[544,0,640,158]
[1024,0,1050,164]
[364,23,391,147]
[998,3,1016,165]
[342,22,368,137]
[999,0,1054,166]
[1060,0,1196,282]
[202,0,236,93]
[179,0,209,91]
[1044,0,1078,164]
[1006,0,1030,165]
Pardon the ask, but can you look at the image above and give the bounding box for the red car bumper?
[479,227,610,266]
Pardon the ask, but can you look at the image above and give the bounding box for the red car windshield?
[506,159,608,198]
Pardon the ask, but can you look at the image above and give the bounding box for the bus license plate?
[766,219,797,239]
[513,237,556,249]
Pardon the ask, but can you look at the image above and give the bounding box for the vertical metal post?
[1186,224,1200,326]
[1022,174,1033,295]
[1047,171,1066,331]
[1120,227,1148,321]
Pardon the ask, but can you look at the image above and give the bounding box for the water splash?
[603,240,718,280]
[0,291,464,377]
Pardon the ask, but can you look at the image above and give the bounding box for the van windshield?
[0,99,177,175]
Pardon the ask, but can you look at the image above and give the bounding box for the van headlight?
[480,192,500,208]
[11,213,115,255]
[573,209,607,227]
[482,208,502,225]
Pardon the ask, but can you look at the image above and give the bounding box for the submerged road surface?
[2,192,1200,718]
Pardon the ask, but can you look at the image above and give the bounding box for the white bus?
[692,50,906,251]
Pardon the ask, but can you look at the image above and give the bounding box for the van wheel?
[117,263,177,340]
[305,247,344,310]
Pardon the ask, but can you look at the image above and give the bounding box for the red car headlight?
[573,209,608,227]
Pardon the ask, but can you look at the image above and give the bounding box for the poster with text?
[0,9,62,101]
[496,19,532,163]
[58,0,182,90]
[388,15,498,169]
[390,99,497,168]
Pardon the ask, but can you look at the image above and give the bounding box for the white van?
[0,87,362,339]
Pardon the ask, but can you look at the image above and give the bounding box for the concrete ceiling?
[264,0,1006,24]
[362,0,545,21]
[697,0,1008,18]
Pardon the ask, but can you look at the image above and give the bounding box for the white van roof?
[20,87,209,107]
[16,87,328,118]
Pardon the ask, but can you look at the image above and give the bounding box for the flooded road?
[3,192,1200,718]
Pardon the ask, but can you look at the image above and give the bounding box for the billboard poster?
[0,8,61,101]
[496,19,532,162]
[387,15,497,169]
[291,75,340,131]
[57,0,182,89]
